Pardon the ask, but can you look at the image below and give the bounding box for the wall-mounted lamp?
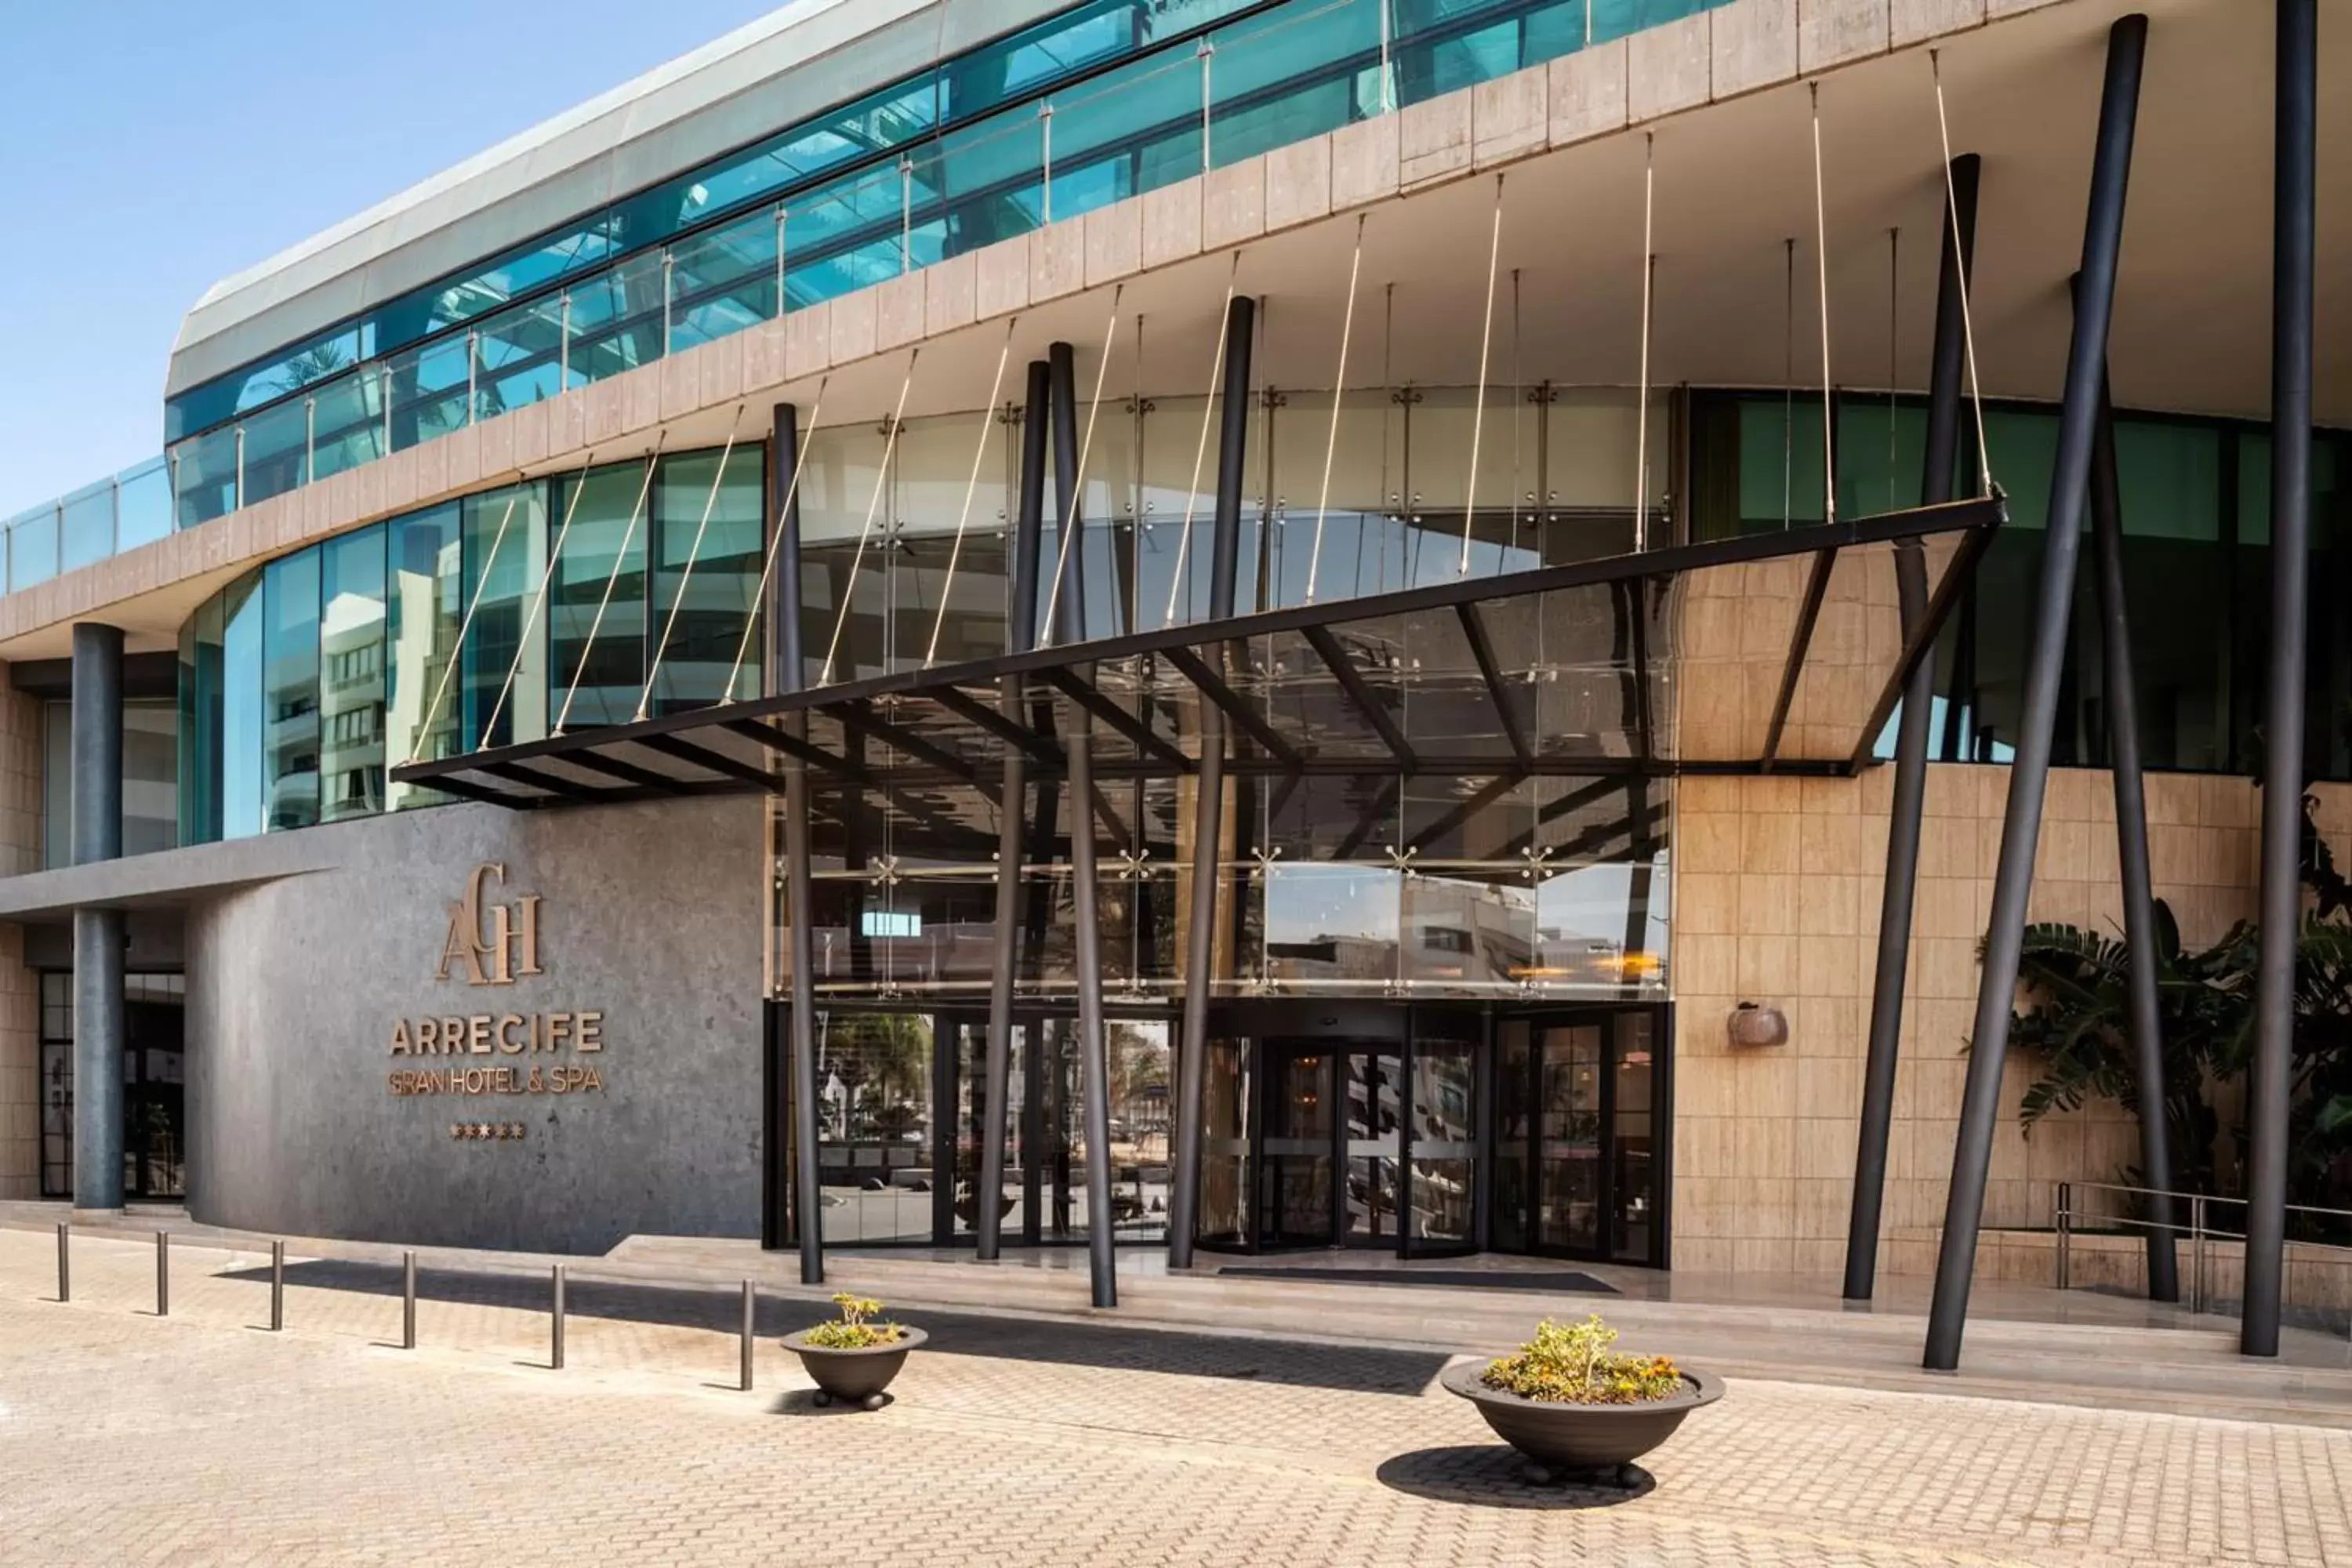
[1728,1001,1789,1048]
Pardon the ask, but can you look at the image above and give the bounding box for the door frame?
[1488,1004,1672,1269]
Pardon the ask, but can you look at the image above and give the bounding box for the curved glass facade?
[9,0,1737,590]
[176,446,765,844]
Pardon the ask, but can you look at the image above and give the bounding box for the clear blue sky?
[0,0,789,519]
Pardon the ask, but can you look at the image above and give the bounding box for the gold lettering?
[516,895,543,978]
[547,1013,572,1052]
[445,1018,466,1055]
[390,1019,412,1056]
[468,1014,492,1054]
[483,902,514,986]
[416,1018,439,1053]
[582,1066,602,1092]
[498,1014,525,1054]
[575,1011,603,1053]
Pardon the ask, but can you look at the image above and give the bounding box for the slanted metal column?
[771,401,824,1285]
[2089,358,2180,1303]
[1926,13,2145,1372]
[1846,153,1977,1301]
[1047,341,1118,1307]
[1169,295,1257,1269]
[2245,0,2316,1361]
[978,363,1053,1262]
[70,622,125,1214]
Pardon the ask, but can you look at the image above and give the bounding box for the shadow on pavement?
[1375,1446,1655,1510]
[221,1258,1451,1395]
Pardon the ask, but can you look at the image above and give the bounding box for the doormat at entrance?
[1214,1267,1619,1294]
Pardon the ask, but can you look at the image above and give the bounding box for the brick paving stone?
[1,1230,2348,1566]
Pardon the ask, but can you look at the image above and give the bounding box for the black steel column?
[1926,13,2144,1372]
[978,365,1052,1262]
[1047,343,1118,1307]
[70,622,125,1213]
[1169,296,1257,1269]
[771,401,824,1285]
[2089,361,2180,1302]
[1845,153,1976,1301]
[761,403,801,1252]
[2245,0,2315,1361]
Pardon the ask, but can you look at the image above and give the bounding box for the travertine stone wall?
[1671,762,2345,1277]
[0,667,45,1196]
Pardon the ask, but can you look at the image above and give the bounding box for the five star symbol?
[450,1123,527,1141]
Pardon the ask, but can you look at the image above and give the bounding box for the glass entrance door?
[1340,1050,1403,1245]
[1493,1008,1665,1265]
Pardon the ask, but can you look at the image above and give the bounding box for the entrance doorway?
[1491,1010,1663,1263]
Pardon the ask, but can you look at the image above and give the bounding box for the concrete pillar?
[70,623,125,1214]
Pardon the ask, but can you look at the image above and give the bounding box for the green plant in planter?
[1480,1315,1684,1405]
[800,1292,905,1350]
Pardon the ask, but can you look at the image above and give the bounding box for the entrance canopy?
[390,496,2000,811]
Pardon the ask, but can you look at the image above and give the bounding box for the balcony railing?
[0,0,1731,599]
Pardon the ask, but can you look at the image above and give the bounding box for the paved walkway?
[3,1230,2350,1566]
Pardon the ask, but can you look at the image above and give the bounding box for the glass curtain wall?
[176,446,764,845]
[140,0,1729,546]
[1689,390,2352,779]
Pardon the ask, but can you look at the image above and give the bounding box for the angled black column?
[2245,0,2315,1361]
[1926,13,2144,1372]
[770,401,825,1284]
[761,403,800,1251]
[1846,152,1977,1302]
[2087,357,2180,1302]
[1047,341,1119,1308]
[1168,295,1257,1269]
[978,364,1053,1262]
[70,622,125,1214]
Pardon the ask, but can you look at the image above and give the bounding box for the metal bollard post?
[402,1251,418,1349]
[56,1222,69,1303]
[156,1232,169,1316]
[270,1240,285,1332]
[2190,1195,2206,1316]
[740,1280,756,1392]
[550,1265,567,1370]
[2055,1181,2071,1293]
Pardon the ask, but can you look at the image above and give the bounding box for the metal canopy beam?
[1041,666,1192,771]
[1761,548,1838,768]
[394,496,2003,805]
[1301,622,1417,770]
[1455,601,1532,769]
[932,684,1062,765]
[564,748,693,794]
[480,760,619,804]
[1163,644,1303,769]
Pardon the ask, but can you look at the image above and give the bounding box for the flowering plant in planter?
[799,1293,904,1350]
[1479,1315,1685,1405]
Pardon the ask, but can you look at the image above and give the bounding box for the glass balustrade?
[18,0,1738,597]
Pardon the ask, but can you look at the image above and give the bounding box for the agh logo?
[437,862,544,987]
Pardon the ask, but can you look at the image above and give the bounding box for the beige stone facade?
[1671,761,2347,1279]
[0,668,45,1197]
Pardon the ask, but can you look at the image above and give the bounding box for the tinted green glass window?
[319,527,388,822]
[550,463,652,730]
[220,573,265,840]
[387,503,463,810]
[263,550,322,831]
[460,481,550,751]
[649,446,765,713]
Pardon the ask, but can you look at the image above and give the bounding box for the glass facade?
[6,0,1736,590]
[174,446,764,845]
[41,699,179,870]
[1688,391,2352,779]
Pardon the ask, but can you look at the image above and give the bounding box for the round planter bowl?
[1439,1359,1723,1485]
[782,1325,927,1410]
